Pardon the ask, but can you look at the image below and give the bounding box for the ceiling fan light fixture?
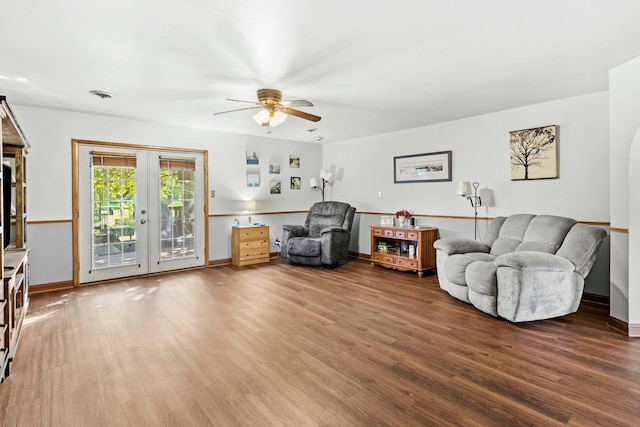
[252,109,287,127]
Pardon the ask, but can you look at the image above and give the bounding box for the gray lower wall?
[27,222,74,286]
[27,213,611,296]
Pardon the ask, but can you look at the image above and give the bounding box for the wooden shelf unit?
[3,143,28,249]
[1,96,30,383]
[231,225,270,266]
[2,248,29,380]
[370,225,438,277]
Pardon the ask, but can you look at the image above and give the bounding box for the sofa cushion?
[445,252,496,286]
[305,202,351,237]
[490,214,536,255]
[515,215,576,254]
[466,261,499,296]
[481,216,506,246]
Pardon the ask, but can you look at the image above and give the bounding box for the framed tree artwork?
[510,125,557,180]
[270,179,281,194]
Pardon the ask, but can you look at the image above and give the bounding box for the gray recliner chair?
[433,214,607,322]
[281,201,356,267]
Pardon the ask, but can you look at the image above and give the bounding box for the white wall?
[14,105,323,284]
[609,55,640,327]
[14,92,613,296]
[325,91,611,295]
[325,92,609,220]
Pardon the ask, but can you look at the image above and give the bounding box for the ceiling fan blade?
[282,107,321,122]
[213,106,263,115]
[281,99,314,107]
[226,98,260,105]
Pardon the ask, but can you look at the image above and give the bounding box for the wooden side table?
[370,225,437,277]
[231,225,270,266]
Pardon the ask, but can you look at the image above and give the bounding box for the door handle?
[140,219,147,224]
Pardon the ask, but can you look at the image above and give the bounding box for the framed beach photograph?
[510,125,557,180]
[268,161,280,174]
[394,151,452,183]
[247,172,260,187]
[246,151,259,165]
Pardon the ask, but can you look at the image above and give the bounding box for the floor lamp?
[310,169,335,201]
[457,181,482,240]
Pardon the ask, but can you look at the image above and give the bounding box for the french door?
[77,144,206,284]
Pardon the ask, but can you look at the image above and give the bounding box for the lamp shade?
[245,200,256,212]
[323,172,335,183]
[457,181,472,196]
[309,177,319,188]
[252,109,270,126]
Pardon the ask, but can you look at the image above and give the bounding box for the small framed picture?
[290,176,301,189]
[269,161,280,174]
[289,155,300,168]
[247,173,260,187]
[381,215,394,225]
[246,151,259,165]
[270,179,281,194]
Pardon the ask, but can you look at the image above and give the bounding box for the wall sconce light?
[457,181,482,240]
[310,169,335,201]
[245,200,257,224]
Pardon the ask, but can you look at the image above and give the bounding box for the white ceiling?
[1,1,640,143]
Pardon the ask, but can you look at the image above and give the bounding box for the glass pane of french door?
[148,152,205,274]
[91,162,138,269]
[79,146,149,283]
[159,158,196,260]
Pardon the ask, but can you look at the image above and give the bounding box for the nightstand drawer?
[237,227,268,240]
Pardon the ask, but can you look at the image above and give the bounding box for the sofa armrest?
[495,251,575,272]
[321,226,348,235]
[281,225,309,259]
[283,225,308,238]
[433,238,491,255]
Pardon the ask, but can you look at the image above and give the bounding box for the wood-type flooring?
[1,258,639,426]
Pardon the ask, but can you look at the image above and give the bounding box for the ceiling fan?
[213,89,321,127]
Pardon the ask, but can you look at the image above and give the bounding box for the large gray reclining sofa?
[433,214,607,322]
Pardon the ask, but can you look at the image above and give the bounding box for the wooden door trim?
[71,139,209,287]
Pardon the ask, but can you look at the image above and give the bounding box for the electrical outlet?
[274,238,281,246]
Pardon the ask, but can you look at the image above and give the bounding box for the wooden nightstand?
[231,225,270,266]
